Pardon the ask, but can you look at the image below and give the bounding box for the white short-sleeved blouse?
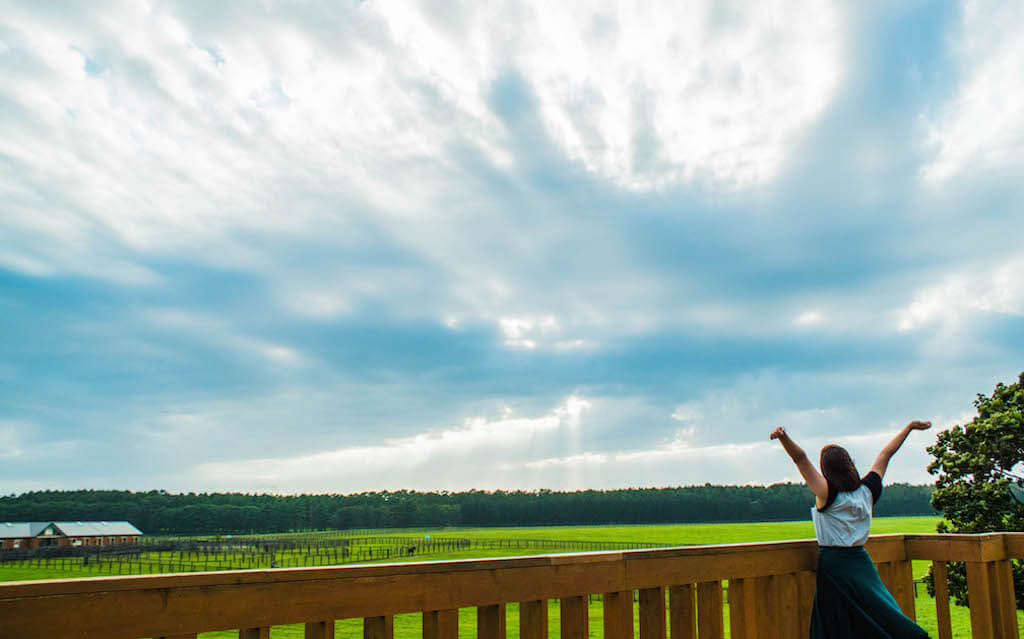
[811,471,883,547]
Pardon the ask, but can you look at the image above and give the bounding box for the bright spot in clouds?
[499,315,560,349]
[797,311,824,326]
[506,0,843,189]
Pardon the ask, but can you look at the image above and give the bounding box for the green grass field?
[0,516,1005,638]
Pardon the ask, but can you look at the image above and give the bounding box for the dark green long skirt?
[810,546,929,639]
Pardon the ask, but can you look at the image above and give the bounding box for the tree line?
[0,484,936,535]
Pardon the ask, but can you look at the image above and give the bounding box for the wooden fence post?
[931,561,953,639]
[639,587,666,639]
[695,580,723,639]
[478,604,506,639]
[893,560,917,621]
[519,600,548,639]
[992,559,1020,639]
[967,562,996,639]
[560,596,589,639]
[727,579,756,639]
[775,573,800,639]
[423,609,458,639]
[602,591,633,639]
[364,616,393,639]
[754,575,780,635]
[669,584,697,639]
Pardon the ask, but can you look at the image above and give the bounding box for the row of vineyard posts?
[0,533,678,575]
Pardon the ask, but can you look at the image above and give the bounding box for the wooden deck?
[1,533,1021,639]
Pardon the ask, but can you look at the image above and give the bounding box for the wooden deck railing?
[1,533,1021,639]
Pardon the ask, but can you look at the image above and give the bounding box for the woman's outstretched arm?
[770,426,829,507]
[869,420,931,480]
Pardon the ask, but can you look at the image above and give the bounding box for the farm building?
[0,521,143,549]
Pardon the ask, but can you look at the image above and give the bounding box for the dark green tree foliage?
[0,483,934,535]
[926,371,1024,608]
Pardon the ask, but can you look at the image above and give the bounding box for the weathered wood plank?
[364,616,392,639]
[893,560,916,621]
[0,561,622,638]
[625,545,816,590]
[753,575,779,637]
[602,591,633,639]
[796,570,816,637]
[669,584,697,639]
[560,596,588,639]
[931,561,952,639]
[239,628,271,639]
[727,578,755,639]
[967,561,995,639]
[875,561,895,597]
[992,560,1019,639]
[518,600,547,639]
[639,587,665,639]
[1003,534,1024,560]
[695,580,723,639]
[423,609,458,639]
[776,572,800,639]
[478,604,506,639]
[306,621,335,639]
[864,536,909,563]
[905,534,1009,563]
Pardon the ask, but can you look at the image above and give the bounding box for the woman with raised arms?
[770,421,932,639]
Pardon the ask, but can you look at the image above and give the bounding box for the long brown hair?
[820,445,860,492]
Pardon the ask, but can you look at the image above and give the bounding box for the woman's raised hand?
[907,420,932,430]
[770,426,787,440]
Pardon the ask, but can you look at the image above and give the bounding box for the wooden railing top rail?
[0,537,824,597]
[2,533,1022,639]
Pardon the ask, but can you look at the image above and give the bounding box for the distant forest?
[0,484,937,535]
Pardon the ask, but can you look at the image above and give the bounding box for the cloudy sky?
[1,0,1022,496]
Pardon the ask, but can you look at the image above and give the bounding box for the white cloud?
[671,403,703,423]
[370,0,843,191]
[195,395,585,490]
[0,0,845,287]
[0,420,80,463]
[522,452,609,470]
[0,421,26,459]
[513,1,842,190]
[498,315,561,349]
[595,425,932,486]
[0,252,54,277]
[920,0,1024,183]
[796,310,824,326]
[897,257,1024,332]
[553,339,590,352]
[143,307,309,366]
[283,290,352,320]
[615,439,767,464]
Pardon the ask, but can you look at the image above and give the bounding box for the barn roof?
[0,521,143,539]
[53,521,143,536]
[0,522,45,539]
